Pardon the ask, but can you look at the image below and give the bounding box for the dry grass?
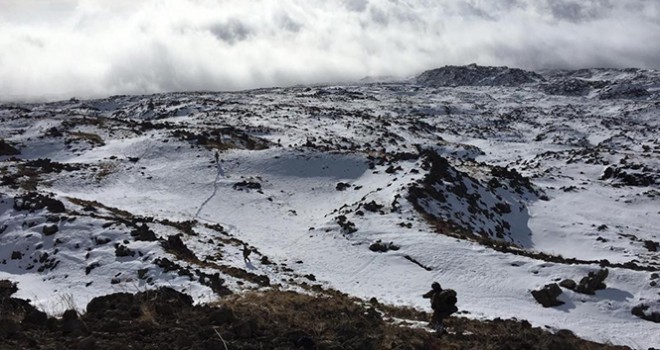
[212,289,436,349]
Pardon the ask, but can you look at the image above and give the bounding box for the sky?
[1,0,659,100]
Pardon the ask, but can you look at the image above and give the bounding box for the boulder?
[369,240,400,253]
[43,225,59,236]
[162,234,196,259]
[531,284,564,307]
[415,64,545,87]
[0,280,18,299]
[575,269,608,295]
[0,139,19,156]
[130,224,157,241]
[631,303,660,323]
[559,279,577,290]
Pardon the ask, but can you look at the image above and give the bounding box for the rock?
[115,244,135,257]
[21,305,48,327]
[130,224,157,241]
[162,234,196,259]
[232,181,261,191]
[43,224,59,236]
[362,200,384,212]
[575,269,608,295]
[531,283,564,307]
[196,271,231,295]
[559,279,577,290]
[0,139,20,156]
[0,280,18,299]
[335,182,351,191]
[415,64,545,87]
[644,240,659,252]
[369,240,399,253]
[13,193,65,213]
[632,303,660,323]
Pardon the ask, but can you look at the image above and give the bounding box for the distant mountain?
[415,63,545,87]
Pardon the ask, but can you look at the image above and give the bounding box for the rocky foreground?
[0,280,632,350]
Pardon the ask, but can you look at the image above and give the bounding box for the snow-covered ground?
[1,66,659,348]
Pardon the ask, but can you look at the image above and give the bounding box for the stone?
[43,225,59,236]
[559,279,576,290]
[575,269,608,295]
[531,283,564,307]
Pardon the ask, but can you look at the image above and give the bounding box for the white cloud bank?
[1,0,659,100]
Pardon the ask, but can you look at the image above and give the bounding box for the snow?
[1,68,659,348]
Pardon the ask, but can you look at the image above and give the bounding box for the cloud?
[0,0,659,100]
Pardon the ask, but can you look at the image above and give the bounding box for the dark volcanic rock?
[631,303,660,323]
[0,280,18,299]
[162,234,196,259]
[0,280,48,329]
[114,244,135,257]
[600,165,657,187]
[130,223,157,241]
[13,193,66,213]
[416,64,545,87]
[575,269,608,295]
[631,301,660,323]
[0,139,20,156]
[531,284,564,307]
[368,240,400,253]
[559,279,577,290]
[42,225,59,236]
[232,181,262,191]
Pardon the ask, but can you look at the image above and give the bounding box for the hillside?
[0,65,659,348]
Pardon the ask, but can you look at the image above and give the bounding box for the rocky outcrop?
[369,240,400,253]
[415,64,545,87]
[0,281,49,337]
[632,302,660,323]
[12,193,66,213]
[0,139,19,156]
[559,279,577,290]
[408,149,538,245]
[575,269,608,295]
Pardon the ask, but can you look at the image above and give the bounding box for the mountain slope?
[0,65,659,348]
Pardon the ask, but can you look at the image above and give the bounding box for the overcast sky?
[1,0,659,100]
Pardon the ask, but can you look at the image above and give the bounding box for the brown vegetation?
[0,281,631,350]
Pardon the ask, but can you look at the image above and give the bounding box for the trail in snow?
[193,157,224,220]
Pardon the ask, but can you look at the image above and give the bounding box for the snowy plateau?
[0,65,659,348]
